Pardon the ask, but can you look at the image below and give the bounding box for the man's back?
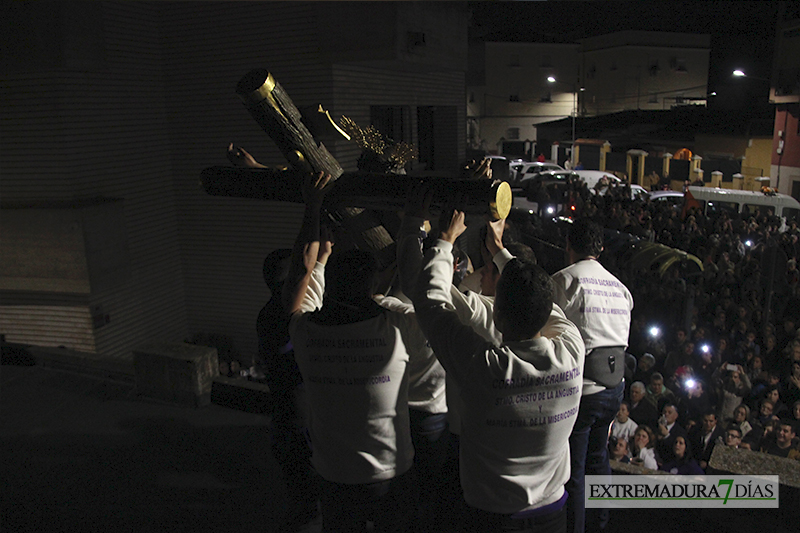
[291,304,418,484]
[454,308,584,513]
[551,258,632,354]
[413,236,585,513]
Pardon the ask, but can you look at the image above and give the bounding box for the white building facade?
[468,31,711,158]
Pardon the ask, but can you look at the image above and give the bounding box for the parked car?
[509,161,564,186]
[479,155,525,184]
[648,190,684,205]
[571,170,622,189]
[519,169,577,191]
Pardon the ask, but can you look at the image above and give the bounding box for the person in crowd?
[409,203,585,532]
[284,172,426,532]
[551,218,633,533]
[645,372,676,413]
[372,279,450,529]
[608,436,631,464]
[257,248,319,530]
[714,363,751,421]
[689,411,725,471]
[723,425,744,448]
[395,185,510,531]
[662,338,694,380]
[630,426,659,470]
[632,353,656,385]
[744,399,780,449]
[783,360,800,407]
[629,381,659,430]
[732,404,753,440]
[655,403,688,464]
[793,400,800,421]
[611,400,638,442]
[763,385,788,417]
[762,334,780,371]
[759,420,800,460]
[659,435,704,474]
[675,377,712,431]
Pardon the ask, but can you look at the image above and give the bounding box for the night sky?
[469,1,780,108]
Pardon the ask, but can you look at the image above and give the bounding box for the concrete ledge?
[709,445,800,488]
[133,342,218,407]
[26,344,135,384]
[611,448,800,488]
[211,375,272,414]
[610,460,670,476]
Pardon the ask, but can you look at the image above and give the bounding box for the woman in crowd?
[762,385,788,417]
[630,426,658,470]
[659,435,704,475]
[732,404,753,440]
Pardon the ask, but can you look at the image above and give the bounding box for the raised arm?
[412,209,493,383]
[283,172,331,314]
[396,182,432,297]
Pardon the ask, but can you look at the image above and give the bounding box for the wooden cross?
[201,69,511,271]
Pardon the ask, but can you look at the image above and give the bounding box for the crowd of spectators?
[510,175,800,470]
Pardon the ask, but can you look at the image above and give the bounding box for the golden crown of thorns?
[339,116,417,168]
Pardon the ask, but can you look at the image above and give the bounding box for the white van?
[686,186,800,222]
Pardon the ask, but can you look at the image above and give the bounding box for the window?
[506,128,520,140]
[705,201,738,216]
[370,106,411,143]
[509,94,520,102]
[649,93,658,104]
[649,59,660,77]
[670,57,687,73]
[784,208,800,224]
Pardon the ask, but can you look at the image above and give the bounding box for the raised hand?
[318,223,335,265]
[302,171,331,206]
[227,143,266,168]
[404,181,433,221]
[464,157,493,180]
[440,210,467,244]
[485,216,506,256]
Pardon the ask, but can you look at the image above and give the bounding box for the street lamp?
[547,77,583,167]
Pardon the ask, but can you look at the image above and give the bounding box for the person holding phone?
[713,363,751,421]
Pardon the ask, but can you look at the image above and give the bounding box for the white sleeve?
[493,248,515,274]
[300,262,325,312]
[289,262,325,337]
[540,302,585,359]
[412,239,491,383]
[449,288,501,344]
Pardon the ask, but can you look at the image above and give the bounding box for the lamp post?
[547,76,583,167]
[732,69,779,189]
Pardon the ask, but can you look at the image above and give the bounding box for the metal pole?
[571,86,576,167]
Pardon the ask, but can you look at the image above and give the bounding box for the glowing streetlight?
[732,69,770,82]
